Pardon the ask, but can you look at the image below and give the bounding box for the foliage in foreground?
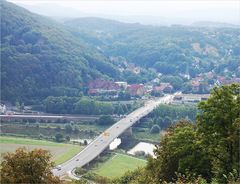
[112,84,240,184]
[0,147,61,184]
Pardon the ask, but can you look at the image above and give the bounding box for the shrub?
[96,115,115,126]
[134,151,146,157]
[55,133,64,142]
[64,123,73,133]
[75,167,87,176]
[83,140,88,145]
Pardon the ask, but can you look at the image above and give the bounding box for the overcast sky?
[9,0,240,25]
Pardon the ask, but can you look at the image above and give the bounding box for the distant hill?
[64,17,143,33]
[1,1,240,104]
[65,17,240,77]
[191,21,240,28]
[1,1,120,103]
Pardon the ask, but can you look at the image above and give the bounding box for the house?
[115,81,128,89]
[128,64,141,74]
[88,89,98,96]
[173,94,210,105]
[206,72,214,79]
[216,77,240,86]
[191,81,200,92]
[127,84,146,96]
[88,79,120,90]
[151,78,160,84]
[88,79,120,95]
[0,104,6,114]
[152,83,173,94]
[232,78,240,83]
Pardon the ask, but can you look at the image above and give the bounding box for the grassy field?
[0,136,82,165]
[133,128,160,142]
[93,153,147,179]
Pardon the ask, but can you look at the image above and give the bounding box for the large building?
[173,94,210,105]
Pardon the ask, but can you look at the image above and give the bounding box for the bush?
[65,135,70,142]
[73,125,80,134]
[64,123,73,133]
[150,124,160,134]
[96,115,115,126]
[134,151,146,157]
[83,172,110,184]
[83,140,88,145]
[55,133,64,142]
[162,116,172,129]
[75,167,87,176]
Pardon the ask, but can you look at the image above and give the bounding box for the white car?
[56,165,62,170]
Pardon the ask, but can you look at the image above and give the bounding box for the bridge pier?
[122,127,133,136]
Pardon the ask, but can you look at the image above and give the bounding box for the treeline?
[111,84,240,184]
[35,96,132,115]
[134,104,197,135]
[151,104,197,121]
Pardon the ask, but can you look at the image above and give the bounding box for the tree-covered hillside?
[65,17,240,79]
[1,1,240,104]
[1,1,120,104]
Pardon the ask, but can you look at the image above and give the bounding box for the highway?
[52,94,176,177]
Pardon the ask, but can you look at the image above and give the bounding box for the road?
[52,94,175,177]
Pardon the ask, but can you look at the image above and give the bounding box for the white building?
[115,81,128,89]
[0,104,6,114]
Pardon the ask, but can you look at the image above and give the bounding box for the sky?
[9,0,240,25]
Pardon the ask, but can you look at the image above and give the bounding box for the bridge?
[52,94,175,177]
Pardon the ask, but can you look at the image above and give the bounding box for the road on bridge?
[52,94,176,177]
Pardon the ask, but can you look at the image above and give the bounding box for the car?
[56,165,62,170]
[76,159,79,161]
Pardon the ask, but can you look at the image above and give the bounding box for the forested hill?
[1,1,120,104]
[65,17,240,78]
[1,0,240,104]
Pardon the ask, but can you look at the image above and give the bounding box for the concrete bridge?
[52,94,175,177]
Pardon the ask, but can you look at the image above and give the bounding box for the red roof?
[127,84,145,96]
[88,79,120,90]
[192,81,200,87]
[153,83,173,92]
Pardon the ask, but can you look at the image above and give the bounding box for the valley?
[0,0,239,183]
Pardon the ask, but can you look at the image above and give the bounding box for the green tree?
[97,115,115,126]
[197,83,240,182]
[83,140,88,145]
[0,147,61,184]
[162,116,172,129]
[55,133,64,142]
[161,75,183,90]
[146,120,211,183]
[73,125,80,134]
[64,123,73,134]
[65,135,71,142]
